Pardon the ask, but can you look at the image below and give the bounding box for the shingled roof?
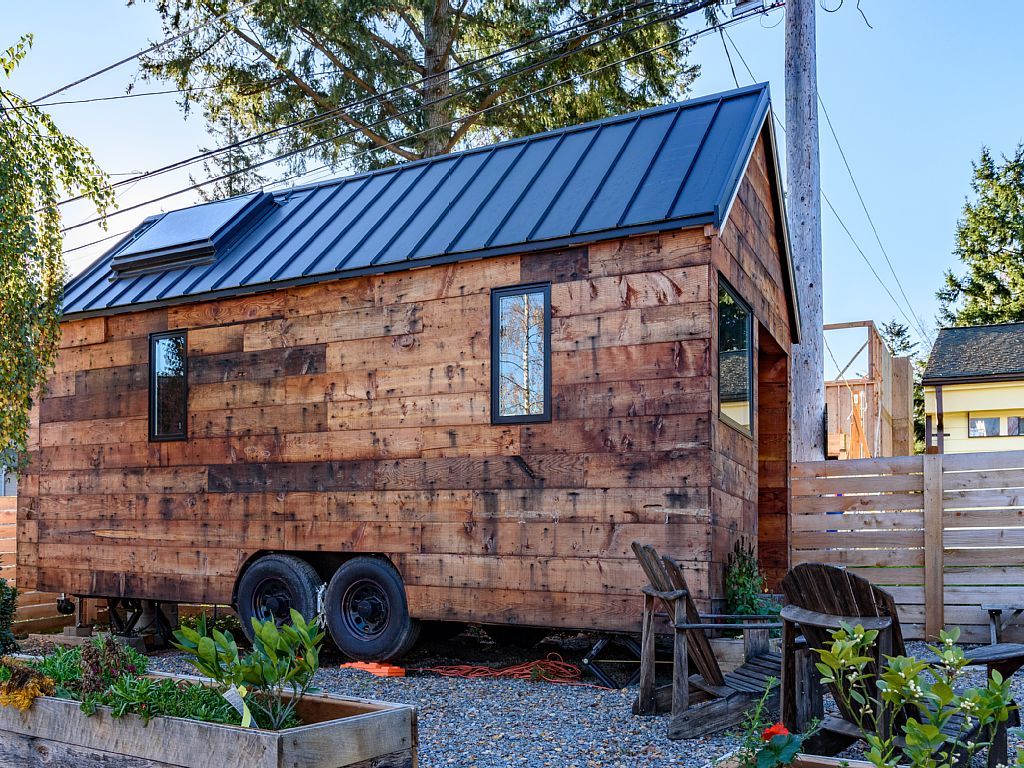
[923,322,1024,384]
[63,83,795,321]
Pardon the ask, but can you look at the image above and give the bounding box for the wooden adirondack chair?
[781,563,1024,767]
[631,542,782,739]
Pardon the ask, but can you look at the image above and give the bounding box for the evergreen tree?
[938,145,1024,326]
[133,0,710,192]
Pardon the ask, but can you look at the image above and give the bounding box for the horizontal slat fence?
[792,450,1024,643]
[0,496,87,633]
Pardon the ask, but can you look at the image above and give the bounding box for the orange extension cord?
[408,653,614,690]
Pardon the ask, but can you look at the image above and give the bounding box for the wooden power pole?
[785,0,825,461]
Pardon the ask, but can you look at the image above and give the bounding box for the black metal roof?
[923,322,1024,384]
[63,83,795,324]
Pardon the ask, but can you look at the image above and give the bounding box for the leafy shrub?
[80,635,146,694]
[725,539,780,617]
[178,610,243,637]
[173,609,323,730]
[0,579,18,653]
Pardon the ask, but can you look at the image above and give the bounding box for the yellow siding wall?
[924,380,1024,453]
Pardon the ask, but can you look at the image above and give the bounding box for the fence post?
[923,453,944,640]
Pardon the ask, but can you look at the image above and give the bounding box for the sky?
[5,1,1024,378]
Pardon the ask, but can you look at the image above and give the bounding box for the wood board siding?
[711,128,793,594]
[19,142,792,633]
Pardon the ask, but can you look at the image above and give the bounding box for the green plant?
[817,625,1013,768]
[0,578,18,654]
[178,611,243,637]
[173,609,323,730]
[725,540,780,617]
[732,680,805,768]
[79,636,147,694]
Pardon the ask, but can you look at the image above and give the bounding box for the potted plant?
[0,612,416,767]
[713,540,781,673]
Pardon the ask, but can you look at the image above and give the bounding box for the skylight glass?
[110,192,272,275]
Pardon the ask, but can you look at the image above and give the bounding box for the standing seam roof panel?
[61,84,779,317]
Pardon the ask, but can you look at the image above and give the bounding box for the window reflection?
[494,286,549,421]
[152,333,186,439]
[718,282,752,432]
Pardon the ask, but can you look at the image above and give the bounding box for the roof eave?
[60,213,718,321]
[922,372,1024,387]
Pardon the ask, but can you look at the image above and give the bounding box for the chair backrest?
[781,563,906,729]
[781,563,906,655]
[631,542,725,687]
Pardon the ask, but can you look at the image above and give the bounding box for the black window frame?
[717,276,754,437]
[491,283,552,425]
[149,330,188,442]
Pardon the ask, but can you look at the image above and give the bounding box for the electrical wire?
[61,0,725,233]
[31,0,261,104]
[721,28,934,347]
[409,654,613,690]
[51,1,678,208]
[817,93,934,345]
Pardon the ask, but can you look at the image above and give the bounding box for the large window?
[491,284,551,423]
[150,331,187,441]
[718,279,752,434]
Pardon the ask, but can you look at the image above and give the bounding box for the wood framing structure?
[824,321,913,460]
[20,85,799,653]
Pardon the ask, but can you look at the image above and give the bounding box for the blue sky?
[6,1,1023,376]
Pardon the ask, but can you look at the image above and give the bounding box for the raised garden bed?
[0,672,416,768]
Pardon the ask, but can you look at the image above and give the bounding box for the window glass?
[152,333,187,439]
[493,285,550,422]
[1010,417,1020,436]
[718,282,752,432]
[968,416,1000,438]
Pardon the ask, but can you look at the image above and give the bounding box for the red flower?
[762,723,790,741]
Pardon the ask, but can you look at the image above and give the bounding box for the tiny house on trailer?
[20,83,798,659]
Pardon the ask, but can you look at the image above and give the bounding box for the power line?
[62,0,724,233]
[31,0,261,104]
[52,1,678,209]
[722,28,934,347]
[816,93,933,345]
[62,2,768,255]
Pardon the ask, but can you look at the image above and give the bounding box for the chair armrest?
[641,585,688,601]
[780,604,893,632]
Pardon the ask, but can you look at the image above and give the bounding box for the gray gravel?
[141,630,746,768]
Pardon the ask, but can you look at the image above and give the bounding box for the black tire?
[236,554,323,642]
[324,557,419,661]
[484,625,549,648]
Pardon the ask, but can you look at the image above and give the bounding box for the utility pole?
[785,0,825,461]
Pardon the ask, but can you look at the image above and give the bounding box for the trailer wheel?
[324,557,419,661]
[237,554,323,641]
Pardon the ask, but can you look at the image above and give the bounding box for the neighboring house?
[923,322,1024,453]
[21,83,800,659]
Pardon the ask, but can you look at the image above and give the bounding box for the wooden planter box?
[720,755,873,768]
[0,678,417,768]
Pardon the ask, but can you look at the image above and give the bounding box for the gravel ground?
[22,631,1024,768]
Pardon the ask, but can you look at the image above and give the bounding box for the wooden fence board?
[792,450,1024,641]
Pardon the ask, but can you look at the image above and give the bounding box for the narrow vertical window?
[492,284,551,423]
[150,331,187,441]
[718,279,753,434]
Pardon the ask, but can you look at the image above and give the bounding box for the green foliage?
[939,145,1024,326]
[131,0,711,192]
[79,635,147,694]
[734,680,805,768]
[817,625,1013,768]
[0,578,18,654]
[0,35,113,466]
[178,610,244,637]
[80,675,258,726]
[173,609,323,730]
[879,320,927,452]
[725,539,779,617]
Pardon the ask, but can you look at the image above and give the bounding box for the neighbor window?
[150,331,187,441]
[492,284,551,423]
[718,279,752,434]
[968,415,1000,438]
[1010,417,1024,436]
